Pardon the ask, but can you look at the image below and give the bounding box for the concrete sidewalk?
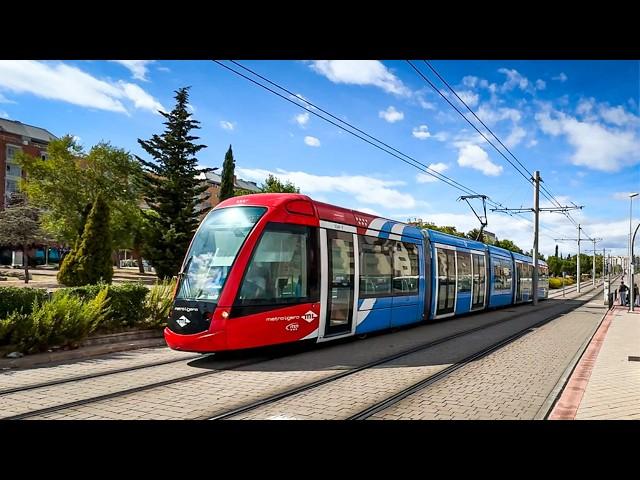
[549,306,640,420]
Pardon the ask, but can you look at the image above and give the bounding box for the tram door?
[324,230,355,336]
[471,253,486,310]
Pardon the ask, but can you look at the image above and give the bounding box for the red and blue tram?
[165,193,549,352]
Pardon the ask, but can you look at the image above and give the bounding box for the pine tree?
[136,87,208,279]
[219,145,235,202]
[58,194,113,286]
[555,244,559,258]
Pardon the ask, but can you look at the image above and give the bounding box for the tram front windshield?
[176,206,266,302]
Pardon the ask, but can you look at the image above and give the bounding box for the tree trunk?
[23,246,29,284]
[134,249,145,274]
[113,250,120,269]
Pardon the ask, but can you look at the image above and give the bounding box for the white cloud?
[504,126,526,148]
[462,76,479,88]
[0,93,15,104]
[552,72,568,82]
[0,60,164,115]
[416,162,449,183]
[477,104,521,125]
[237,168,416,209]
[186,103,196,113]
[412,125,431,140]
[535,79,546,90]
[456,90,479,107]
[304,135,320,147]
[613,192,640,200]
[598,104,639,127]
[379,106,404,123]
[0,111,9,118]
[457,144,503,176]
[72,135,81,144]
[498,68,530,92]
[432,131,449,142]
[536,107,640,172]
[294,111,310,126]
[111,60,154,81]
[526,138,538,148]
[219,120,235,131]
[118,82,164,113]
[309,60,411,96]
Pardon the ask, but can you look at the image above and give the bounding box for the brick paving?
[0,347,194,392]
[29,369,337,419]
[369,298,607,420]
[574,308,640,420]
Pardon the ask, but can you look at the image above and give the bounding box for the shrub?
[549,277,576,289]
[143,279,176,328]
[13,287,109,354]
[0,311,29,346]
[0,287,49,319]
[62,283,149,330]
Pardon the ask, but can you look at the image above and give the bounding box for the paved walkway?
[549,306,640,420]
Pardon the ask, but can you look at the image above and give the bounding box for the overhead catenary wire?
[213,59,566,240]
[422,60,572,216]
[412,60,594,240]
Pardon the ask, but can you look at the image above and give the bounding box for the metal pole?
[577,224,581,294]
[630,193,639,309]
[632,222,640,311]
[592,239,596,287]
[532,171,540,305]
[562,272,565,297]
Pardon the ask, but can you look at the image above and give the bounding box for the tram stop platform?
[549,305,640,420]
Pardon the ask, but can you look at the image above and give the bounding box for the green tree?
[0,193,49,284]
[260,174,300,193]
[494,239,524,254]
[136,86,208,279]
[219,145,235,202]
[409,220,466,238]
[466,228,485,242]
[18,137,144,252]
[554,244,559,258]
[57,194,113,286]
[547,255,562,277]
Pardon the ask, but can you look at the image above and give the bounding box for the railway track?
[2,278,613,420]
[208,279,611,420]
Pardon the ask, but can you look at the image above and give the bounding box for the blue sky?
[1,60,638,257]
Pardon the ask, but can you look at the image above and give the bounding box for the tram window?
[457,251,471,293]
[393,242,419,295]
[493,258,512,291]
[359,236,393,297]
[237,223,318,306]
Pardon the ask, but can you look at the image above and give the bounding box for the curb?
[0,331,166,370]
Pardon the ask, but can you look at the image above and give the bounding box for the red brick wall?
[0,131,47,210]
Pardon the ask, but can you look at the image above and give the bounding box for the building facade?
[0,119,56,266]
[197,170,261,216]
[0,118,57,210]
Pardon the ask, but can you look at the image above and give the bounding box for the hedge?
[0,287,49,320]
[63,283,149,330]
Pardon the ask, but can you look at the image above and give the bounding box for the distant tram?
[165,194,548,352]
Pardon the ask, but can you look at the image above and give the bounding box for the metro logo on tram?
[164,193,549,353]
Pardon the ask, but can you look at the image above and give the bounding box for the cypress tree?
[555,244,559,258]
[136,87,208,279]
[218,145,235,202]
[58,194,113,286]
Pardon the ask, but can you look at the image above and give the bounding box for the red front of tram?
[164,194,321,352]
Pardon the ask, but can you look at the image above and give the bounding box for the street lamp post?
[630,192,638,311]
